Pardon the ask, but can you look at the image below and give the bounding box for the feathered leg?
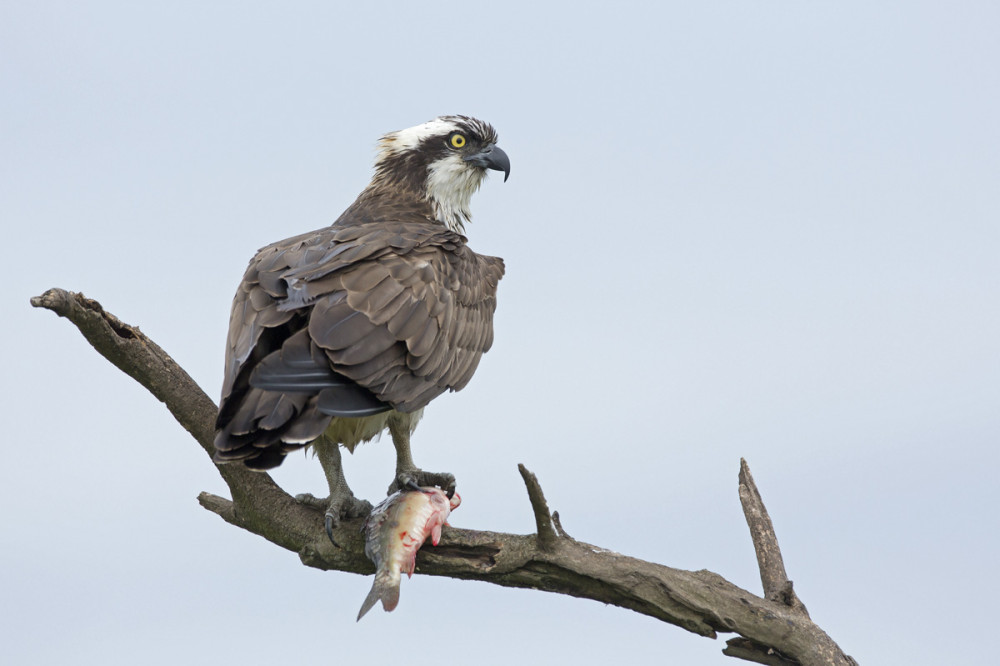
[386,412,456,498]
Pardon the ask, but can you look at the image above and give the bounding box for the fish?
[357,486,462,621]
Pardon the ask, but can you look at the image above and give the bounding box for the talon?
[404,479,424,493]
[325,513,340,548]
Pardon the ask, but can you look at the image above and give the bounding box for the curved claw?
[404,479,424,493]
[324,513,340,548]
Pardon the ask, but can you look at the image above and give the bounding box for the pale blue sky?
[4,2,998,664]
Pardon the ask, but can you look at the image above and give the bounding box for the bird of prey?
[213,116,509,542]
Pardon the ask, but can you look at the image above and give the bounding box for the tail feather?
[356,574,401,621]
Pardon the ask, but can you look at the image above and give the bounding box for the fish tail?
[356,572,401,621]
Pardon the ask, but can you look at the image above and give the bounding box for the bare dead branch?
[197,492,237,522]
[552,510,572,539]
[739,458,809,615]
[33,288,858,665]
[30,287,219,457]
[518,462,558,551]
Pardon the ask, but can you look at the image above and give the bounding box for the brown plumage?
[212,116,509,539]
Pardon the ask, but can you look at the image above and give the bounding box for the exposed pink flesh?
[360,488,462,614]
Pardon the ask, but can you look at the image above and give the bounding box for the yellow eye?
[450,133,466,148]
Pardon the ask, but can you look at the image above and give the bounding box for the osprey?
[213,116,509,541]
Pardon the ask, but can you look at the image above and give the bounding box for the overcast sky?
[4,2,998,664]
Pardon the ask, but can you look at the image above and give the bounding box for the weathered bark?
[31,288,858,666]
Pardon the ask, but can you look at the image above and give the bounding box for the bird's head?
[369,115,510,233]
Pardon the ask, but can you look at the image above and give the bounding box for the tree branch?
[739,458,809,615]
[518,462,558,551]
[32,288,858,665]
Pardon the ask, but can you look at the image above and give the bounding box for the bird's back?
[214,197,504,470]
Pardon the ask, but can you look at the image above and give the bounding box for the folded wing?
[213,216,504,469]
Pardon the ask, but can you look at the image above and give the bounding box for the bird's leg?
[386,413,456,498]
[295,435,372,546]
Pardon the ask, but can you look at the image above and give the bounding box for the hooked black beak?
[464,144,511,182]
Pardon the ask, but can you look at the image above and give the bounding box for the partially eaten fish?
[357,486,461,621]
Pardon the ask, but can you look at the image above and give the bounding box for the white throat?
[425,153,485,234]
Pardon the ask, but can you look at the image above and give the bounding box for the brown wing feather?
[214,203,504,469]
[308,227,504,410]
